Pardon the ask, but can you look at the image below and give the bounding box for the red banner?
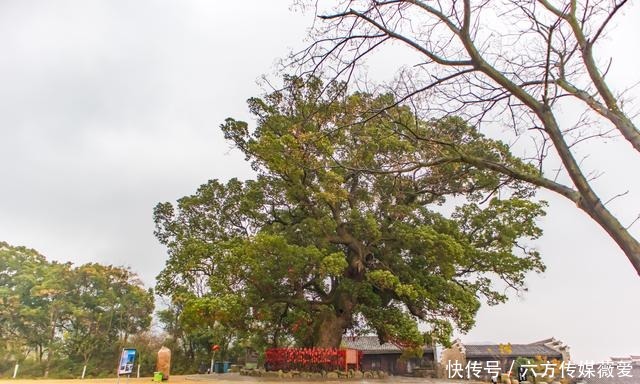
[265,347,362,372]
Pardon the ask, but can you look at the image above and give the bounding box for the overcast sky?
[1,0,638,363]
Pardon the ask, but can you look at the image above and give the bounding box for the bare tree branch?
[290,0,640,275]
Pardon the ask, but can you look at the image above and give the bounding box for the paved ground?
[0,377,166,384]
[0,378,181,384]
[0,373,482,384]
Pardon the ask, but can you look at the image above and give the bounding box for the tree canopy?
[155,78,546,349]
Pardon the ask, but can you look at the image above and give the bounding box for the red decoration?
[264,347,362,372]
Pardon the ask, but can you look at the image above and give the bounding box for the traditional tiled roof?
[464,344,563,359]
[611,356,640,362]
[342,336,432,355]
[612,357,631,362]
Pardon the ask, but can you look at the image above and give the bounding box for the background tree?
[155,78,546,349]
[0,242,50,367]
[62,263,154,377]
[0,241,154,378]
[291,0,640,275]
[28,261,74,377]
[156,302,242,374]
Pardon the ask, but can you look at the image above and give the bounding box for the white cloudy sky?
[0,1,638,363]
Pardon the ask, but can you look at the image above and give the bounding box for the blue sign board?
[118,348,137,375]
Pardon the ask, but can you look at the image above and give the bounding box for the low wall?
[239,368,389,380]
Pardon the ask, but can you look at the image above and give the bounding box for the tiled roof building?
[342,335,432,354]
[341,336,435,375]
[463,343,563,360]
[439,337,570,379]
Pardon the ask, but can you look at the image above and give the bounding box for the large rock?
[156,346,171,380]
[327,371,339,379]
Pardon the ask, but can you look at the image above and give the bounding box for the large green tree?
[155,78,546,348]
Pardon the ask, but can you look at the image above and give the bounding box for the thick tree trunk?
[314,290,355,348]
[315,310,349,348]
[317,226,366,347]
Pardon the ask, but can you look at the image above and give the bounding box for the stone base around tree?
[238,368,389,380]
